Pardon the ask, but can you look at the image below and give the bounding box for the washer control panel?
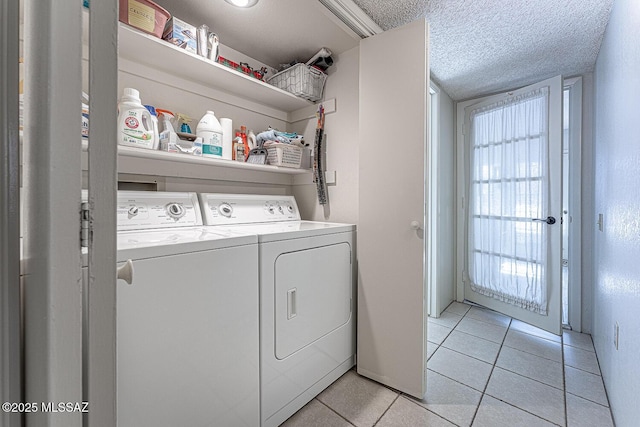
[117,191,203,231]
[199,194,300,225]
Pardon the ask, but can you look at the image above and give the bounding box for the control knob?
[219,203,233,218]
[166,203,185,219]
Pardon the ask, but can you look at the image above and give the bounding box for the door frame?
[427,83,439,317]
[563,76,583,331]
[1,0,21,424]
[455,76,564,334]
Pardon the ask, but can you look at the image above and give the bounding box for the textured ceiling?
[153,0,613,101]
[353,0,614,100]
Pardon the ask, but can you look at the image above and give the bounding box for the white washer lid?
[116,227,257,261]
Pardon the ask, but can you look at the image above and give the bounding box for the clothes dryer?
[199,193,356,427]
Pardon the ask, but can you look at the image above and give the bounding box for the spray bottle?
[158,111,179,153]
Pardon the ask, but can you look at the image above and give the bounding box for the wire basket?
[267,63,327,102]
[266,143,303,168]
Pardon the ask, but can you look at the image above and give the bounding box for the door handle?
[117,259,134,285]
[287,288,297,320]
[532,216,556,225]
[410,221,421,230]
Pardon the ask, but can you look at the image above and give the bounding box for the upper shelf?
[118,24,314,114]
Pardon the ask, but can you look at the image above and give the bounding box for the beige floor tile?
[566,393,613,427]
[509,319,561,343]
[455,317,508,344]
[485,368,565,425]
[416,370,482,427]
[428,311,463,329]
[565,366,609,406]
[562,330,594,352]
[281,399,352,427]
[466,306,511,327]
[472,395,556,427]
[317,371,397,427]
[428,347,493,391]
[377,396,455,427]
[428,323,452,345]
[496,346,564,389]
[503,329,562,362]
[445,301,472,316]
[442,330,501,364]
[563,345,600,375]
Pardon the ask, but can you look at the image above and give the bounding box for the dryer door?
[275,243,352,359]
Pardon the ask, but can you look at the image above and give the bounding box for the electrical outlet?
[614,322,619,350]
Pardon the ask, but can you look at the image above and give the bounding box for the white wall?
[592,1,640,425]
[435,86,456,314]
[291,46,360,224]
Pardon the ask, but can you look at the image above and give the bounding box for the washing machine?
[111,191,260,427]
[198,193,356,427]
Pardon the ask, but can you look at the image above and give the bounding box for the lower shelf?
[81,142,312,185]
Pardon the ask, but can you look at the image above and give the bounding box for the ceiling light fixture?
[224,0,259,7]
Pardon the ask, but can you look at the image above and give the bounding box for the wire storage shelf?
[267,63,327,102]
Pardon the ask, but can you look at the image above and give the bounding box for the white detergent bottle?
[196,110,223,158]
[118,88,155,149]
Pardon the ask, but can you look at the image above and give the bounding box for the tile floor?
[281,302,615,427]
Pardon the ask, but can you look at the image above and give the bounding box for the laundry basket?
[266,143,302,168]
[267,63,327,102]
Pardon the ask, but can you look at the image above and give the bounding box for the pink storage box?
[119,0,171,38]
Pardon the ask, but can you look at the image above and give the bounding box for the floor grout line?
[467,312,512,426]
[399,394,464,427]
[314,397,358,426]
[565,390,610,408]
[371,394,400,426]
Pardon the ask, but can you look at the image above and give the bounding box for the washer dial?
[166,203,185,219]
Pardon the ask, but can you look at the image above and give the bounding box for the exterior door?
[458,76,563,335]
[358,19,429,399]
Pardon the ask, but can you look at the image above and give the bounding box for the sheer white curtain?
[468,87,549,314]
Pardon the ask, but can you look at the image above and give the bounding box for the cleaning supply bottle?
[144,105,160,150]
[118,88,155,149]
[196,111,223,158]
[158,111,179,152]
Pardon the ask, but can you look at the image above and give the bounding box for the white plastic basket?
[266,143,302,168]
[267,63,327,102]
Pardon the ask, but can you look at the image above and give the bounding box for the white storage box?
[266,143,303,168]
[267,63,327,102]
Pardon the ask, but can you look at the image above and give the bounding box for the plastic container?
[267,63,327,102]
[118,88,155,149]
[144,105,160,149]
[119,0,170,38]
[196,111,223,158]
[219,118,233,160]
[266,143,303,168]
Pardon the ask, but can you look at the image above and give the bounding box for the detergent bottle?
[118,88,155,149]
[196,110,223,158]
